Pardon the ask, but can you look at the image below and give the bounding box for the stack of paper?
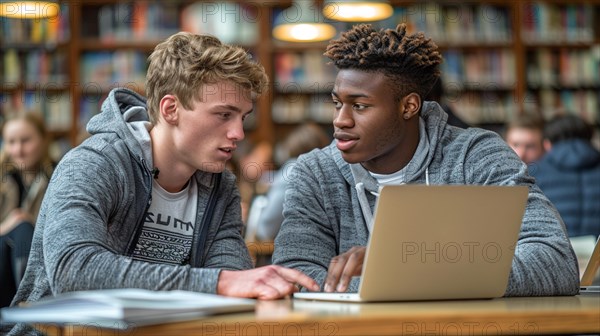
[1,289,255,329]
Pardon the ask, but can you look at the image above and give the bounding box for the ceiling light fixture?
[0,1,59,19]
[323,0,393,22]
[273,0,337,43]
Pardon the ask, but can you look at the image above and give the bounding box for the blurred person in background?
[233,140,273,223]
[0,113,54,307]
[530,114,600,238]
[505,112,545,164]
[254,123,331,242]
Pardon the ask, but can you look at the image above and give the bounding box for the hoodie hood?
[87,88,150,168]
[544,139,600,171]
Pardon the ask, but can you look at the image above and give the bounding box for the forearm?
[273,214,340,291]
[463,135,579,295]
[507,243,579,296]
[505,192,579,296]
[47,244,223,294]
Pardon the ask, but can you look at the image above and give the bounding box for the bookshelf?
[0,3,72,158]
[1,0,599,160]
[521,2,600,123]
[267,1,521,140]
[73,1,270,144]
[268,0,599,142]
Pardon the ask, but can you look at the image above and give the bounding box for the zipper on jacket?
[125,158,153,256]
[190,173,221,267]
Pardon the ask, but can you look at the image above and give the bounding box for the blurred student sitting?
[530,114,600,238]
[0,113,54,307]
[254,123,330,242]
[505,112,545,164]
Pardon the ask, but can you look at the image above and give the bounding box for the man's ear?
[400,93,421,120]
[159,95,179,125]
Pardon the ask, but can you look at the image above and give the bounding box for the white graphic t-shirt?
[132,177,199,265]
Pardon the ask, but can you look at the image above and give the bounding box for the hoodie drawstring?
[355,182,374,232]
[356,167,429,233]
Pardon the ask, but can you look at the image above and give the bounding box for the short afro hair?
[324,24,442,101]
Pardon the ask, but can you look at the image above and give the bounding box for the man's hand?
[324,246,366,293]
[217,265,319,300]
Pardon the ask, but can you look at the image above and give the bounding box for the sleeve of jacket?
[272,154,352,290]
[462,131,579,296]
[42,147,226,295]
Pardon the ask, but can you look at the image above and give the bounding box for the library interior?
[2,1,599,159]
[1,1,600,335]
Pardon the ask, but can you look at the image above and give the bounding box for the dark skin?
[326,69,421,293]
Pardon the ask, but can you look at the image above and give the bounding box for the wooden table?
[36,295,600,335]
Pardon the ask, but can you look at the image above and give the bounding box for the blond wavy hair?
[146,32,268,124]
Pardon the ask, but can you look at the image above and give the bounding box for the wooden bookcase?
[0,2,72,158]
[1,0,599,159]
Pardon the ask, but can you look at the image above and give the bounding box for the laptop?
[579,235,600,295]
[294,185,528,302]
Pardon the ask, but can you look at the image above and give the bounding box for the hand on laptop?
[217,265,320,300]
[324,246,366,293]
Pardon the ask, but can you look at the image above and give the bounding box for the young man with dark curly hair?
[272,24,579,297]
[6,31,319,336]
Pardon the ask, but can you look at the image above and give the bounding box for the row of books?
[0,91,71,131]
[272,95,333,124]
[522,2,595,43]
[393,4,512,44]
[0,4,70,44]
[80,51,147,89]
[2,49,68,85]
[443,49,516,88]
[79,94,103,130]
[447,92,516,124]
[531,89,598,124]
[527,49,600,88]
[92,2,179,42]
[274,51,336,92]
[181,2,259,45]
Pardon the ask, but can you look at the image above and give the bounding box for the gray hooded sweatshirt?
[273,101,580,296]
[5,88,252,335]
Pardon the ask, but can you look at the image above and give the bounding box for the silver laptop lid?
[358,185,528,302]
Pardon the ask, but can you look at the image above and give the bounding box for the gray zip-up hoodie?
[273,101,580,296]
[5,88,252,335]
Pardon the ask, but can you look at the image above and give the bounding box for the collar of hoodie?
[355,167,429,232]
[350,118,431,232]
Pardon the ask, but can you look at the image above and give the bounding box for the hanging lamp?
[0,1,59,19]
[323,0,393,22]
[273,0,337,43]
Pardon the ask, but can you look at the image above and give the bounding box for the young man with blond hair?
[7,32,317,335]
